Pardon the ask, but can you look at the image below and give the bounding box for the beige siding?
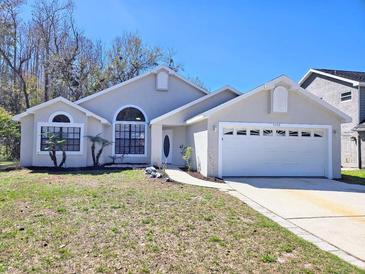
[206,90,342,178]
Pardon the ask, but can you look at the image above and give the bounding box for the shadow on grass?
[0,166,136,176]
[338,175,365,187]
[226,177,365,193]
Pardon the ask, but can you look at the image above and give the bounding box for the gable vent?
[271,86,288,113]
[156,70,169,91]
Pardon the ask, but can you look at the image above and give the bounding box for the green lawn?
[341,169,365,186]
[0,169,363,273]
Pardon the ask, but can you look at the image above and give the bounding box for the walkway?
[164,166,232,190]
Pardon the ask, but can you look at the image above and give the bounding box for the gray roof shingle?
[315,69,365,82]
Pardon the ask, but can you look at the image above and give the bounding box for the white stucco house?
[13,66,351,179]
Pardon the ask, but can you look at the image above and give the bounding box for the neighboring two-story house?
[300,69,365,168]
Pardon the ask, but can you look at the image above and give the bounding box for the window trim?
[48,111,74,123]
[113,121,147,156]
[340,91,352,102]
[36,122,84,155]
[112,105,148,157]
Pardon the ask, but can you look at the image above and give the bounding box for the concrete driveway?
[225,177,365,262]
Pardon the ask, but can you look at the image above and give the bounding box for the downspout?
[357,83,364,169]
[358,133,362,169]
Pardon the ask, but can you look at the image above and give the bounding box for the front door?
[162,130,173,164]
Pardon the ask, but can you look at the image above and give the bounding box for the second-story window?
[341,91,352,102]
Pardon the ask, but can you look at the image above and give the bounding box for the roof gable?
[12,97,110,125]
[75,65,209,105]
[299,68,365,87]
[187,75,351,124]
[150,85,240,124]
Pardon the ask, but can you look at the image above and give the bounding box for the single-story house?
[13,66,350,179]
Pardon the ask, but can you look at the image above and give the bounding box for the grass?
[0,169,363,273]
[341,169,365,186]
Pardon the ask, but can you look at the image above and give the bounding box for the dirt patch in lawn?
[0,169,362,273]
[179,167,224,183]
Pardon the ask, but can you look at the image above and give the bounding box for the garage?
[186,76,350,179]
[220,123,331,178]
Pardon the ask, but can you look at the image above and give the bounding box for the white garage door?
[221,124,329,177]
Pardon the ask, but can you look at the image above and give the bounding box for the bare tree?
[32,0,73,101]
[0,0,186,115]
[0,0,33,110]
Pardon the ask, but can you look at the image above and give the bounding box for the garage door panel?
[221,126,328,177]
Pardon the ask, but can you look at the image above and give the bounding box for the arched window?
[40,112,81,153]
[116,107,145,122]
[114,106,147,155]
[52,114,71,123]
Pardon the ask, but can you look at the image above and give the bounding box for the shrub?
[179,145,193,172]
[0,107,20,160]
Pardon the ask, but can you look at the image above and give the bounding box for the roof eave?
[75,65,209,105]
[150,85,240,125]
[12,97,111,125]
[186,115,207,125]
[299,69,361,87]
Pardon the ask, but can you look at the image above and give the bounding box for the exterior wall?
[157,89,237,126]
[302,74,358,167]
[186,120,208,174]
[20,115,34,166]
[206,89,342,178]
[79,73,205,164]
[28,101,104,167]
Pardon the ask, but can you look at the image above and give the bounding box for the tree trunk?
[49,150,57,167]
[20,77,30,109]
[95,146,104,166]
[59,150,66,167]
[91,142,96,166]
[44,48,50,101]
[44,70,50,101]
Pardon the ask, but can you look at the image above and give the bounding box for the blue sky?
[24,0,365,91]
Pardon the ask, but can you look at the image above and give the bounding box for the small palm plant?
[44,134,67,167]
[86,134,112,166]
[179,145,193,172]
